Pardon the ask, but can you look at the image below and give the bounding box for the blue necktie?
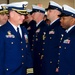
[17,27,21,38]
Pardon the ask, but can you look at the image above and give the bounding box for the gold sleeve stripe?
[26,68,33,74]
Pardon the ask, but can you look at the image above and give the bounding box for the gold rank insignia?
[24,4,28,10]
[24,34,28,43]
[40,55,44,59]
[42,32,46,40]
[7,31,11,35]
[26,68,33,74]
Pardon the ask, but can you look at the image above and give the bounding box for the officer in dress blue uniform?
[40,1,65,75]
[0,4,8,27]
[58,5,75,75]
[0,1,33,75]
[21,9,36,49]
[31,5,48,75]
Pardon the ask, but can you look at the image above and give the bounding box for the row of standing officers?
[0,0,75,75]
[25,1,75,75]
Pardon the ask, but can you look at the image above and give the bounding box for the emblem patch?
[6,31,15,38]
[63,39,70,44]
[49,30,55,34]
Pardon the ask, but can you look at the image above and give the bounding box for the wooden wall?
[0,0,7,4]
[0,0,74,9]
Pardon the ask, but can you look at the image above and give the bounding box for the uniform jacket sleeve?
[0,30,5,75]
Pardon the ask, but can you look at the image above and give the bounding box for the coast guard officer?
[22,9,36,49]
[0,1,33,75]
[58,5,75,75]
[0,4,8,27]
[40,1,65,75]
[31,5,48,75]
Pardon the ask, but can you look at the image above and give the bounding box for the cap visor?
[58,13,70,17]
[15,11,28,15]
[45,8,49,11]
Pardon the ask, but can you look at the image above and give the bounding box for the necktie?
[17,27,21,38]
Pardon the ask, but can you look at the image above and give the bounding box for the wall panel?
[0,0,74,8]
[38,0,74,8]
[9,0,38,9]
[0,0,7,4]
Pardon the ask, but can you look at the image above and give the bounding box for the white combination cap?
[59,4,75,18]
[46,1,62,12]
[32,5,45,14]
[7,1,28,15]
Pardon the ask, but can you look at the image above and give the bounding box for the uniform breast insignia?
[63,39,70,44]
[27,26,31,30]
[60,34,64,41]
[36,28,40,33]
[24,34,28,43]
[42,32,46,40]
[49,30,55,34]
[6,31,15,38]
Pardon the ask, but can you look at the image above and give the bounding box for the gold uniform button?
[26,45,28,48]
[60,38,63,40]
[22,62,24,64]
[58,60,60,62]
[36,38,38,41]
[43,42,45,44]
[50,61,52,64]
[31,49,33,51]
[22,55,24,57]
[44,32,46,35]
[42,48,44,50]
[21,41,23,44]
[58,53,60,55]
[11,42,14,44]
[6,68,9,71]
[61,34,64,37]
[50,37,52,39]
[38,53,40,55]
[59,46,61,48]
[64,47,66,49]
[41,55,44,59]
[21,48,24,51]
